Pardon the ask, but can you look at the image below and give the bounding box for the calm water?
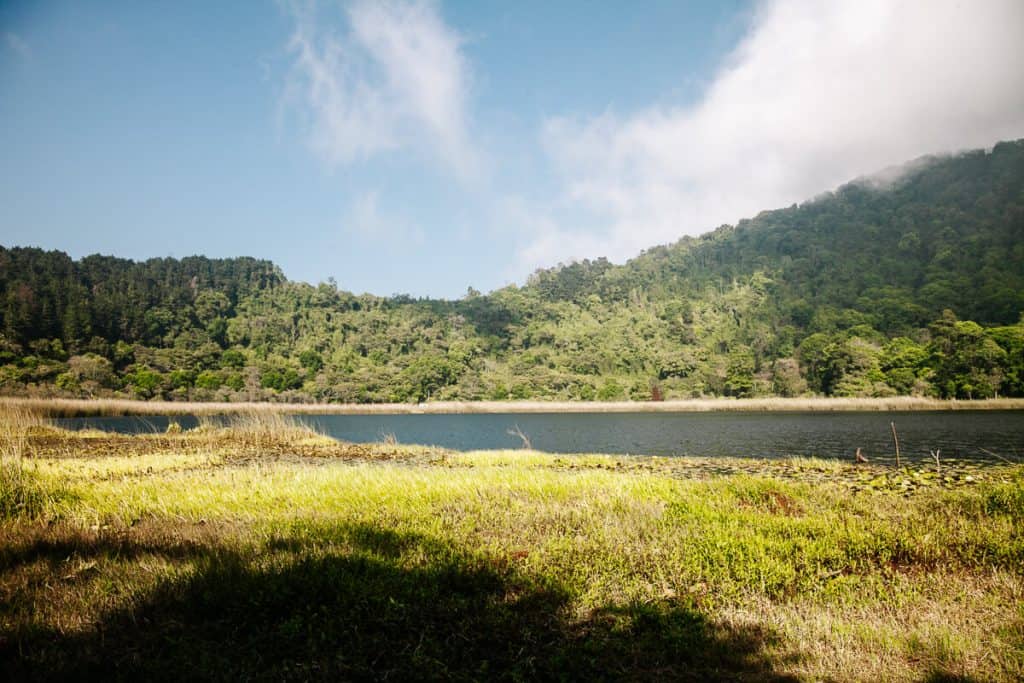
[55,411,1024,464]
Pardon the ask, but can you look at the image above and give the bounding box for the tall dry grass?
[193,411,329,450]
[0,402,45,459]
[0,401,50,517]
[4,395,1023,418]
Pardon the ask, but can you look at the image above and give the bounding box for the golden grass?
[192,411,335,449]
[0,403,45,459]
[4,395,1024,417]
[0,402,56,518]
[724,570,1024,681]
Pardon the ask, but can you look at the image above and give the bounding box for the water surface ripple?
[57,410,1024,464]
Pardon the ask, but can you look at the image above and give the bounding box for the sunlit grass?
[2,408,1022,680]
[0,400,58,518]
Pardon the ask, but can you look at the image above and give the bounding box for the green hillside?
[2,140,1023,402]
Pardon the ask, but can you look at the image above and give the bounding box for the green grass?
[2,412,1023,681]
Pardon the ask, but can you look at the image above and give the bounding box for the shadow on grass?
[923,673,985,683]
[0,526,216,570]
[3,524,798,681]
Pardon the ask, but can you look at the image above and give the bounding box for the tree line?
[2,140,1022,402]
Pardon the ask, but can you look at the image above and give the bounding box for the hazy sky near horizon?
[2,0,1023,298]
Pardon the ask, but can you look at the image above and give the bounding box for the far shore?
[3,395,1024,418]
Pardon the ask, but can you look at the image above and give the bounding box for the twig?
[930,449,941,473]
[978,447,1019,465]
[507,424,532,450]
[890,421,901,468]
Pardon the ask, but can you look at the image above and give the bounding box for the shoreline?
[4,395,1024,417]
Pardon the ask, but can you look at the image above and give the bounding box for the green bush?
[128,368,164,398]
[195,370,223,390]
[597,379,624,401]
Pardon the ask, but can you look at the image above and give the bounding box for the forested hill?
[2,140,1023,403]
[529,139,1024,327]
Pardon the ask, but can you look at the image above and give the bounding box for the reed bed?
[190,411,333,449]
[4,395,1023,418]
[0,402,56,518]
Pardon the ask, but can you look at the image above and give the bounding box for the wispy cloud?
[523,0,1024,272]
[345,189,425,244]
[284,0,478,178]
[4,32,31,60]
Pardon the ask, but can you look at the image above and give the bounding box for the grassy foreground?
[1,410,1022,681]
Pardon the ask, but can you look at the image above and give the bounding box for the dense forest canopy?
[2,140,1023,402]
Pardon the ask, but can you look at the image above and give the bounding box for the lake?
[55,410,1024,464]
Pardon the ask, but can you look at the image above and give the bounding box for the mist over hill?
[2,140,1022,402]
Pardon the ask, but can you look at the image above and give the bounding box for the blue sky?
[2,1,1023,298]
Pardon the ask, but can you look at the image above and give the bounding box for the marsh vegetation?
[5,395,1024,418]
[1,405,1022,680]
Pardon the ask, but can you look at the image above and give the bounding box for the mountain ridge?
[2,139,1022,402]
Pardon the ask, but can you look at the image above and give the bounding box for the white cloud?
[285,0,477,177]
[526,0,1024,272]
